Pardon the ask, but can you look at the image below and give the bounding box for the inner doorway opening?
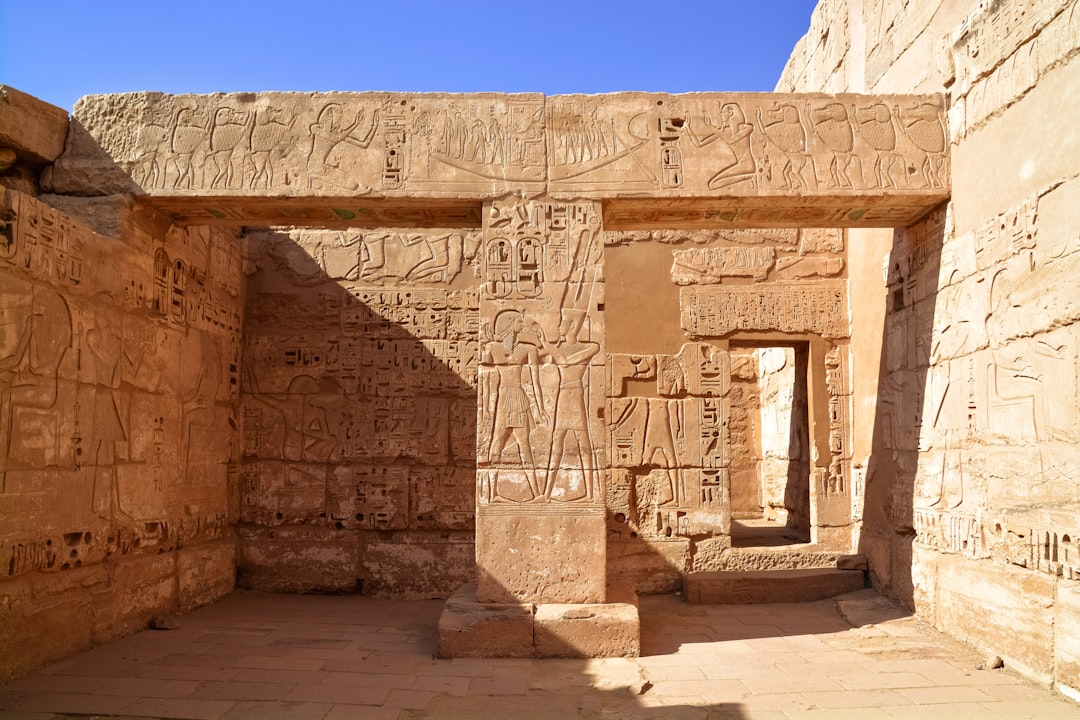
[728,343,811,547]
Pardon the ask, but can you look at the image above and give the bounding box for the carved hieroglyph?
[46,92,949,228]
[239,225,481,593]
[681,284,849,340]
[670,229,846,284]
[887,191,1080,570]
[58,93,547,197]
[604,223,855,565]
[549,94,947,193]
[474,199,607,604]
[1,189,237,579]
[607,342,734,542]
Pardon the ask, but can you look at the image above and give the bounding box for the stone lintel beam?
[603,195,945,229]
[145,195,483,228]
[0,85,70,165]
[42,91,949,228]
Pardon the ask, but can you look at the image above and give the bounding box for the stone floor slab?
[0,589,1076,720]
[117,697,237,719]
[220,699,333,720]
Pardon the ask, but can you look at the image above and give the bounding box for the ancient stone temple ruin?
[1,0,1078,700]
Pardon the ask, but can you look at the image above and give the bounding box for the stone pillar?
[475,198,607,604]
[439,198,639,657]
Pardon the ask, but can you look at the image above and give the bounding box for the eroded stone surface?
[473,199,608,605]
[436,582,534,658]
[534,599,640,658]
[0,85,69,165]
[683,567,867,604]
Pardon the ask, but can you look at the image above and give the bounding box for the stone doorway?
[729,343,812,548]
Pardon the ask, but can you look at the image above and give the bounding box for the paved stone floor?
[1,589,1078,720]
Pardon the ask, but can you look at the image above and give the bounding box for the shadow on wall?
[858,207,946,607]
[236,227,481,598]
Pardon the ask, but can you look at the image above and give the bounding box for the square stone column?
[474,198,608,604]
[439,198,638,658]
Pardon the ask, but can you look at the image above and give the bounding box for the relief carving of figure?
[810,102,857,188]
[407,233,464,283]
[686,103,757,190]
[895,101,947,189]
[208,106,252,189]
[249,106,295,189]
[0,285,71,484]
[486,116,505,166]
[854,102,900,189]
[757,104,810,190]
[482,309,547,499]
[131,106,172,189]
[535,309,601,501]
[169,105,209,189]
[85,315,148,519]
[307,102,380,192]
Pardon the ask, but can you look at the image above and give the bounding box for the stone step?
[682,567,867,604]
[711,549,868,572]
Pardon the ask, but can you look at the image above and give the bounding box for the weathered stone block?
[436,583,534,659]
[177,538,236,611]
[934,554,1055,684]
[237,526,360,593]
[952,59,1080,233]
[92,552,178,642]
[607,538,687,594]
[0,569,101,683]
[475,508,606,604]
[360,531,474,599]
[41,91,948,228]
[0,85,68,164]
[1055,579,1080,698]
[812,524,856,549]
[836,553,869,570]
[37,193,171,240]
[703,548,844,572]
[683,567,866,604]
[533,590,640,659]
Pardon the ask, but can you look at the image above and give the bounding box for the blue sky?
[1,1,817,112]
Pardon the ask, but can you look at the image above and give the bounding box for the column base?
[437,582,640,658]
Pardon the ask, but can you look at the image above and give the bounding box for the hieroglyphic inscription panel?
[680,283,849,340]
[606,342,734,543]
[476,200,606,507]
[238,225,482,594]
[889,186,1080,570]
[605,223,857,571]
[51,93,547,199]
[240,225,481,523]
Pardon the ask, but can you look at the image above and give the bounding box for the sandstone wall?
[0,188,240,682]
[780,0,1080,695]
[237,225,480,596]
[604,227,852,590]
